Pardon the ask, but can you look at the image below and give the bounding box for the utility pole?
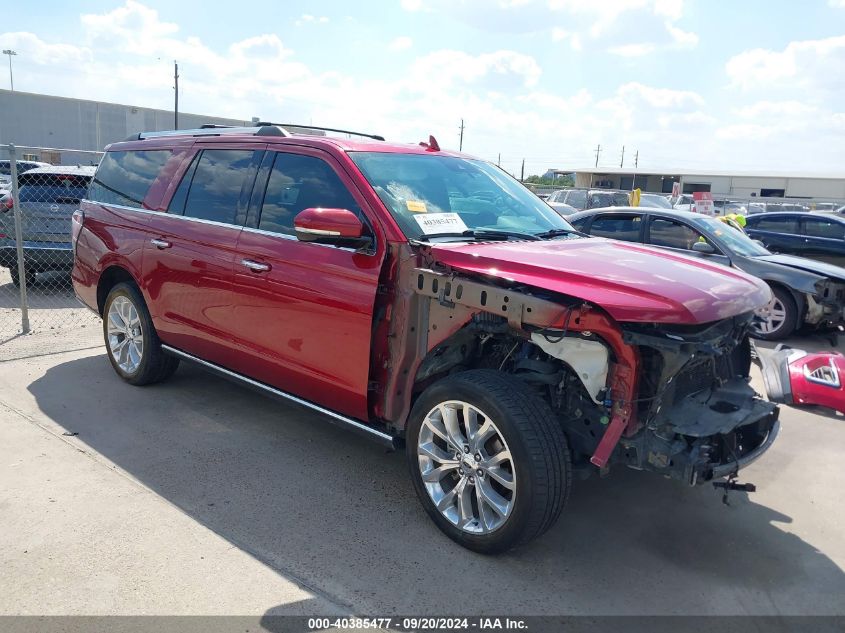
[458,119,465,151]
[497,153,501,167]
[620,145,625,168]
[520,159,525,182]
[634,150,639,168]
[594,144,601,168]
[173,61,179,130]
[2,50,16,91]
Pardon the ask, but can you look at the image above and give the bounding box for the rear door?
[228,147,384,420]
[800,216,845,266]
[142,145,264,367]
[645,215,730,265]
[585,211,645,242]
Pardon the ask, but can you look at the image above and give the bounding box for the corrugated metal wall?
[0,90,257,164]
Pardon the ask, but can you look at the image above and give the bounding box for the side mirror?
[691,241,715,254]
[293,207,371,249]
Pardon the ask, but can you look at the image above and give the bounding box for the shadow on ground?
[27,353,845,615]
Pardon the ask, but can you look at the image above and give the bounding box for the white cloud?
[608,43,656,57]
[410,49,543,88]
[295,14,329,26]
[726,35,845,91]
[829,0,845,7]
[389,36,413,51]
[665,22,698,48]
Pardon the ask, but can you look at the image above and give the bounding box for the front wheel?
[752,285,798,341]
[103,282,179,385]
[407,370,571,554]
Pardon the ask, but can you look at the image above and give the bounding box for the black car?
[744,212,845,268]
[569,207,845,340]
[0,165,95,286]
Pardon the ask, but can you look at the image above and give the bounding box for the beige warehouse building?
[547,167,845,201]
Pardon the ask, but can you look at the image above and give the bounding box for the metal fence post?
[8,144,30,333]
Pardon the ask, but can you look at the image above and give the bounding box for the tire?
[103,282,179,386]
[406,369,571,554]
[752,285,798,341]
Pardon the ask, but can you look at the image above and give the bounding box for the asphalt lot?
[0,327,843,618]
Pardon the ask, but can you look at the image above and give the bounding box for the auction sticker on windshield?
[414,212,469,235]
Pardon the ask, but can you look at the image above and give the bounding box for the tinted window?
[752,217,799,233]
[88,150,170,208]
[565,190,587,208]
[19,173,91,203]
[590,214,642,241]
[167,154,200,215]
[804,218,845,240]
[649,218,708,250]
[182,150,255,225]
[259,153,360,236]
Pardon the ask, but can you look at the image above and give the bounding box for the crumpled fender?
[755,343,845,414]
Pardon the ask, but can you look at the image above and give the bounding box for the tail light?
[1,195,13,212]
[71,209,85,255]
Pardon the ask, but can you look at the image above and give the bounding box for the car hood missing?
[430,238,771,324]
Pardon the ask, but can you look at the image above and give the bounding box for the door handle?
[150,238,172,249]
[241,259,271,273]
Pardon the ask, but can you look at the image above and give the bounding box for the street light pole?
[2,49,16,91]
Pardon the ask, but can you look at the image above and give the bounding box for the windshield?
[641,194,672,209]
[349,152,575,240]
[696,217,770,257]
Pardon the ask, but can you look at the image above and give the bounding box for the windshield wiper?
[534,228,576,239]
[415,229,541,242]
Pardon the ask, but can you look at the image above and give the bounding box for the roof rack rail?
[123,125,291,142]
[254,122,385,142]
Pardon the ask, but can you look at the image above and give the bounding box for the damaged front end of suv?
[615,318,779,485]
[383,257,779,491]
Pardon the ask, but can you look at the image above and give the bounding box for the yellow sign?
[630,188,641,207]
[406,200,427,213]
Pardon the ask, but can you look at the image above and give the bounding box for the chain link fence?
[1,144,102,347]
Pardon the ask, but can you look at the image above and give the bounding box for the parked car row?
[68,124,782,553]
[568,207,845,340]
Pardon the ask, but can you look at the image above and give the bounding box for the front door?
[229,148,384,421]
[800,216,845,267]
[142,146,263,367]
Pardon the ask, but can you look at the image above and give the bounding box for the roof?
[556,166,845,180]
[110,127,473,158]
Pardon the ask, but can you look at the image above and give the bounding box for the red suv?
[73,124,779,553]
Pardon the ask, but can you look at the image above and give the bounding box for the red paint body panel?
[429,238,771,324]
[787,351,845,414]
[230,234,382,420]
[141,214,241,368]
[72,202,151,311]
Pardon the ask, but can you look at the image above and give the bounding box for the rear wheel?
[103,282,179,385]
[752,285,797,341]
[407,370,570,554]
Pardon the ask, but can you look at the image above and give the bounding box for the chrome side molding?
[161,345,396,448]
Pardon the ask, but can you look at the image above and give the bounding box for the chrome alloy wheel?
[107,295,144,374]
[754,295,787,335]
[417,401,516,534]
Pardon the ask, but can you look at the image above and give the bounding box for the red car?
[73,124,779,553]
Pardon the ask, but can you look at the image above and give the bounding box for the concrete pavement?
[0,336,843,616]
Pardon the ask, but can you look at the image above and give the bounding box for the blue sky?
[3,0,845,175]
